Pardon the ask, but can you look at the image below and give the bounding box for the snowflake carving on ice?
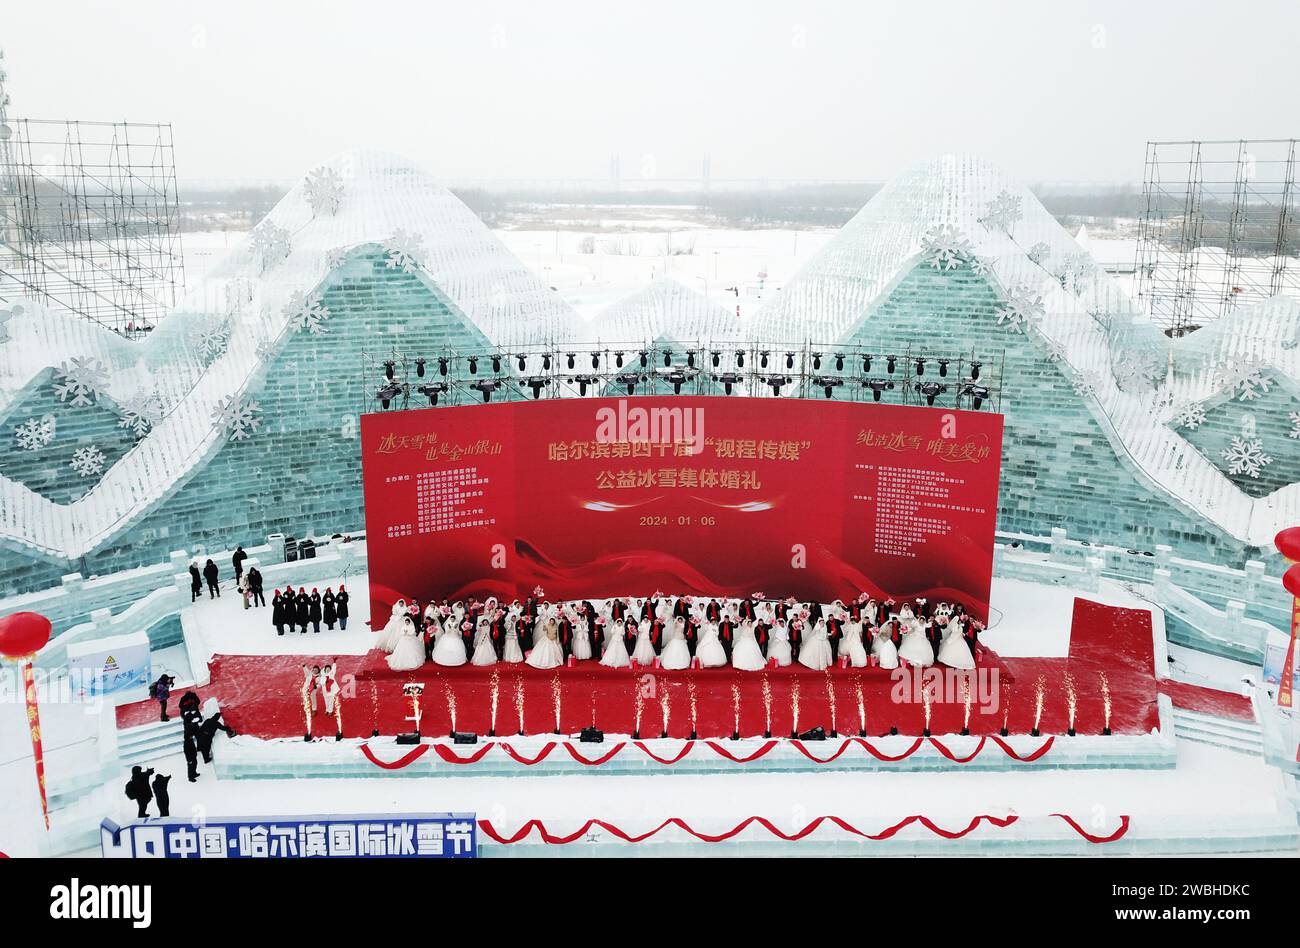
[250,222,292,272]
[193,318,232,364]
[1221,436,1273,479]
[303,165,344,216]
[1290,410,1300,440]
[1027,242,1052,266]
[968,255,996,277]
[255,335,278,362]
[919,225,973,271]
[1072,372,1100,398]
[0,303,21,344]
[211,395,262,442]
[117,389,165,436]
[1111,348,1162,391]
[68,445,106,478]
[383,229,425,274]
[52,357,110,407]
[1173,402,1206,430]
[994,284,1045,333]
[979,190,1023,233]
[14,416,55,451]
[284,290,331,335]
[325,246,351,270]
[1215,359,1273,401]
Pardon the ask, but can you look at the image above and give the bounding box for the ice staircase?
[1171,707,1263,756]
[117,718,186,768]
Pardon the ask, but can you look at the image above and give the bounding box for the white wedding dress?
[731,621,766,671]
[871,625,900,669]
[526,621,564,669]
[386,617,426,671]
[631,620,657,666]
[376,600,407,653]
[696,622,728,668]
[798,619,834,670]
[571,618,593,660]
[765,622,792,666]
[600,622,632,668]
[937,619,976,669]
[897,614,934,667]
[502,626,524,663]
[660,622,691,670]
[840,621,868,667]
[471,621,497,667]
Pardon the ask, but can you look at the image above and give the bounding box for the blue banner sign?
[100,813,477,858]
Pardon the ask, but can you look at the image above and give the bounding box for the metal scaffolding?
[0,115,185,334]
[1135,139,1298,336]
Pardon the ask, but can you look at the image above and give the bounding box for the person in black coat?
[202,559,220,598]
[197,712,236,763]
[188,563,202,602]
[152,773,172,818]
[336,585,350,630]
[247,567,265,607]
[182,716,201,782]
[295,587,310,634]
[308,588,323,633]
[126,766,153,819]
[232,545,247,583]
[271,590,286,635]
[322,589,337,630]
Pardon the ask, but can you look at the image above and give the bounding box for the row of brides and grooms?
[377,590,985,673]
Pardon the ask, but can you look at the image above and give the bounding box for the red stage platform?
[114,597,1220,740]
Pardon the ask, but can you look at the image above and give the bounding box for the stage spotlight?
[759,350,770,368]
[542,353,552,370]
[580,727,604,743]
[834,353,845,371]
[614,350,625,368]
[591,352,600,369]
[574,374,599,396]
[785,351,795,369]
[811,352,823,370]
[638,350,649,368]
[616,371,642,395]
[526,376,550,399]
[886,355,897,374]
[915,358,926,376]
[374,382,403,409]
[665,368,692,394]
[863,378,895,402]
[813,375,843,399]
[736,350,745,368]
[686,349,696,368]
[763,375,791,396]
[938,358,950,377]
[710,350,722,367]
[915,380,947,406]
[663,349,673,367]
[415,358,426,377]
[713,371,742,395]
[516,353,527,371]
[961,383,990,410]
[467,356,478,375]
[383,360,395,380]
[862,354,873,372]
[969,361,982,380]
[417,382,448,406]
[438,357,450,377]
[492,355,502,373]
[472,379,501,403]
[566,352,576,369]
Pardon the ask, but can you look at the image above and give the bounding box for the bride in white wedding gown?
[839,617,868,667]
[432,616,468,667]
[526,617,565,669]
[730,619,766,671]
[935,608,975,669]
[660,617,691,670]
[376,599,407,653]
[696,620,728,668]
[798,618,834,670]
[631,618,658,666]
[870,621,900,669]
[765,620,792,667]
[600,619,632,668]
[470,618,497,666]
[386,615,426,671]
[896,604,934,667]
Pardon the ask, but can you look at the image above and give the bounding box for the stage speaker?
[580,727,604,743]
[452,731,478,744]
[395,731,421,745]
[796,726,827,742]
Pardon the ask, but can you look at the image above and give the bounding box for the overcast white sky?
[5,0,1298,186]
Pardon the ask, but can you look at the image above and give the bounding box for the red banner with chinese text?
[360,397,1003,622]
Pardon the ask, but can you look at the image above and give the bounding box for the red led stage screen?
[360,397,1003,622]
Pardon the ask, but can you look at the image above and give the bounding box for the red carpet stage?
[117,598,1220,740]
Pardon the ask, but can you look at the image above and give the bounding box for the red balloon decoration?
[1285,564,1300,601]
[1276,527,1300,562]
[0,611,52,659]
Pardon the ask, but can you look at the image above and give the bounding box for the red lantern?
[1284,564,1300,600]
[0,611,51,659]
[1275,527,1300,562]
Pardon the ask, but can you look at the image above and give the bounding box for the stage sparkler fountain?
[514,676,526,736]
[1031,675,1046,737]
[488,668,499,737]
[856,679,866,738]
[731,682,742,741]
[633,684,644,740]
[762,675,773,739]
[961,674,973,736]
[552,673,563,735]
[789,679,801,739]
[1064,671,1078,736]
[1099,671,1112,735]
[1000,684,1011,737]
[369,679,381,738]
[921,677,932,737]
[825,673,838,738]
[687,677,699,740]
[659,685,671,739]
[444,683,457,737]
